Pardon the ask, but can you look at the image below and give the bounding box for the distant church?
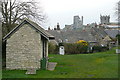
[100,15,110,25]
[73,16,83,29]
[47,14,118,47]
[48,15,111,31]
[63,15,83,30]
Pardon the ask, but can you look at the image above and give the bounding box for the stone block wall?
[6,24,42,70]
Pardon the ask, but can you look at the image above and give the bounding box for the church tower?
[73,15,83,29]
[100,15,110,25]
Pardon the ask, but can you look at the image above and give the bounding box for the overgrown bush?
[48,42,59,54]
[93,46,109,52]
[76,40,88,46]
[48,42,109,55]
[48,42,88,54]
[116,34,120,45]
[64,43,88,54]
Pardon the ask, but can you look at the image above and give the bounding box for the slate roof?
[91,27,108,38]
[105,30,120,39]
[47,29,96,43]
[3,18,54,41]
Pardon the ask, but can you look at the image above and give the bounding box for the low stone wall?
[116,49,120,54]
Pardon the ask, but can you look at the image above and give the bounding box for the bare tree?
[1,0,47,37]
[0,1,2,23]
[116,1,120,23]
[118,1,120,24]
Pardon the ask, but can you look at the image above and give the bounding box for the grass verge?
[2,48,118,78]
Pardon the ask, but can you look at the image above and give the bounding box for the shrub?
[64,43,88,54]
[76,40,88,46]
[93,46,109,52]
[48,42,59,54]
[48,41,89,55]
[116,34,120,45]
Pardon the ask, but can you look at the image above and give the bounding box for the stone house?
[91,27,112,46]
[3,19,54,70]
[100,35,112,46]
[47,29,96,44]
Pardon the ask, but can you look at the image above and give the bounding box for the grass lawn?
[2,48,118,78]
[0,70,1,79]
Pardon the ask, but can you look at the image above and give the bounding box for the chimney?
[54,26,57,30]
[81,16,83,25]
[57,23,60,30]
[48,26,51,30]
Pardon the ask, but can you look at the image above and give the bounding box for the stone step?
[25,68,36,74]
[47,62,57,71]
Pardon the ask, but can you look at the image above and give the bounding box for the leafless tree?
[118,1,120,24]
[116,1,120,24]
[0,1,2,23]
[1,0,47,37]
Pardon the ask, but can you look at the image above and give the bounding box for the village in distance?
[1,0,119,78]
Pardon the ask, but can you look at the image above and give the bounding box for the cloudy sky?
[40,0,119,29]
[19,0,119,29]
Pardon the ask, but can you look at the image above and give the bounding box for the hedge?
[48,42,59,54]
[48,42,88,54]
[48,42,109,54]
[64,43,88,54]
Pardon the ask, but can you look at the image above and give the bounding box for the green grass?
[0,70,2,79]
[2,48,118,78]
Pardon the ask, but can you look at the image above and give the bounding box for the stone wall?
[6,24,42,70]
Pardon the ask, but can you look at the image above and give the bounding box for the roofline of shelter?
[3,19,54,42]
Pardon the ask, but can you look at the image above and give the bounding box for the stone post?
[59,43,65,55]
